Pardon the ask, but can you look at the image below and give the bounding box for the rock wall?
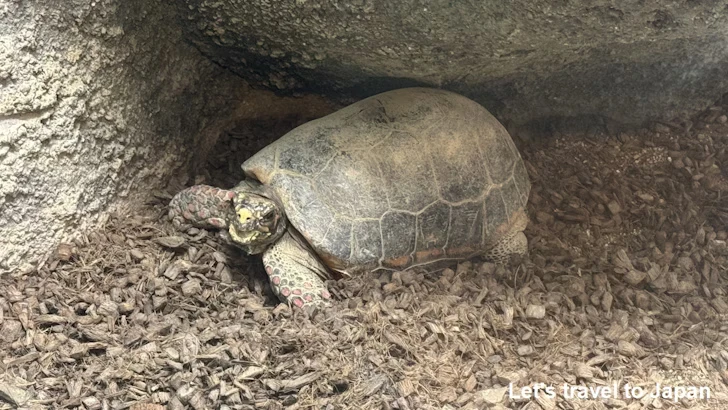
[0,0,251,272]
[177,0,728,126]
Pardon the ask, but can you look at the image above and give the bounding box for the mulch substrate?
[1,107,728,410]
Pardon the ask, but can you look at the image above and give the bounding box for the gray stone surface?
[177,0,728,125]
[0,0,251,272]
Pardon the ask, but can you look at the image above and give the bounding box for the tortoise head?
[228,190,287,254]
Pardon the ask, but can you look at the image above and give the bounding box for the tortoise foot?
[264,263,332,309]
[262,231,332,309]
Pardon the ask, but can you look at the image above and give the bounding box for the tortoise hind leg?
[262,231,332,309]
[484,231,527,263]
[484,211,529,264]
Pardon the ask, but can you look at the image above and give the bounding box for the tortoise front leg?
[262,231,332,309]
[168,185,235,229]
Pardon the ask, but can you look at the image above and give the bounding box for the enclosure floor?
[2,111,728,410]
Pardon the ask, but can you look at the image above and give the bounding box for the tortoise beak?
[229,224,259,244]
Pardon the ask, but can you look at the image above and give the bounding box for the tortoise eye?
[261,210,275,222]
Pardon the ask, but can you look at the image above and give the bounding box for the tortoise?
[169,88,530,308]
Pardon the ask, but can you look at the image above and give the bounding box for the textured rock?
[177,0,728,125]
[0,0,254,271]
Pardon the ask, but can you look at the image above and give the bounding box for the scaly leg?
[262,230,332,308]
[484,211,529,263]
[484,231,528,263]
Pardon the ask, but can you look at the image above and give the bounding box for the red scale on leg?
[280,287,291,297]
[271,276,281,285]
[292,298,304,308]
[303,282,313,289]
[304,294,313,302]
[265,266,273,276]
[320,290,331,299]
[292,289,302,296]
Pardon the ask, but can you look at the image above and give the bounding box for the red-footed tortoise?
[169,88,530,308]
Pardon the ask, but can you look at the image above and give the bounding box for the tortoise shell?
[242,88,530,274]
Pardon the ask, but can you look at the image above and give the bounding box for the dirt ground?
[2,101,728,410]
